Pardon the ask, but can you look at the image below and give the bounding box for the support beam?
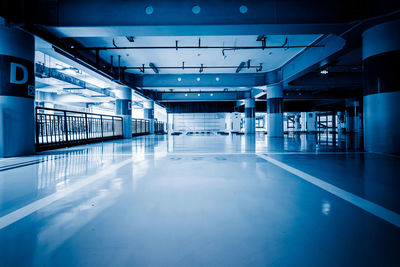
[143,100,155,134]
[282,34,346,84]
[345,99,360,133]
[0,23,35,157]
[35,63,114,97]
[363,20,400,154]
[244,98,256,134]
[147,91,251,102]
[266,84,284,137]
[115,86,132,138]
[130,73,265,88]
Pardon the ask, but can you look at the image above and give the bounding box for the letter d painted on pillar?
[10,62,28,84]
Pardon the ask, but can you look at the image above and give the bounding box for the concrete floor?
[0,133,399,266]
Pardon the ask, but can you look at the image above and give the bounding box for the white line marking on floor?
[262,152,366,155]
[0,158,133,230]
[256,153,400,228]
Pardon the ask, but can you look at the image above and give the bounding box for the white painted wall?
[170,113,228,132]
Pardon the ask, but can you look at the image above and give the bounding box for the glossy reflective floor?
[0,133,399,267]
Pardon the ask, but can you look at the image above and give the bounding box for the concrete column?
[345,100,360,133]
[144,100,155,134]
[0,24,35,157]
[337,111,345,134]
[244,98,255,134]
[294,114,301,132]
[266,84,284,137]
[300,112,307,131]
[115,86,132,138]
[362,20,400,153]
[306,112,317,132]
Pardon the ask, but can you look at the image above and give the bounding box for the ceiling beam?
[128,73,266,88]
[35,63,114,97]
[144,91,251,102]
[281,34,346,84]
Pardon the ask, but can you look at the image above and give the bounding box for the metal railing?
[132,118,150,136]
[154,121,165,134]
[132,119,165,136]
[36,107,123,151]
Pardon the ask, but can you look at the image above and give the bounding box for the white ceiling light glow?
[192,5,201,14]
[145,6,154,15]
[239,5,248,14]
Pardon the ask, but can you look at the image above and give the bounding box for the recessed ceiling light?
[216,77,220,81]
[239,5,248,14]
[177,77,182,82]
[192,5,201,14]
[196,77,201,81]
[145,5,154,15]
[320,69,329,75]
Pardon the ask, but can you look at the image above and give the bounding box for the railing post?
[64,111,69,145]
[85,113,89,141]
[35,107,39,147]
[120,118,124,136]
[112,116,115,137]
[100,115,104,138]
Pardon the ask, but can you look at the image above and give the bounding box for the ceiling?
[73,34,322,74]
[2,0,397,110]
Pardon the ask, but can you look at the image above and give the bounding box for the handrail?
[36,107,120,118]
[36,107,123,151]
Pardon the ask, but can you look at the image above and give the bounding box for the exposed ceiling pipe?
[75,44,324,51]
[236,62,246,73]
[125,64,264,71]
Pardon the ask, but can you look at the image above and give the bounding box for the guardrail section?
[36,107,123,151]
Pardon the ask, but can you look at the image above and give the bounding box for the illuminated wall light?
[216,77,220,81]
[185,93,188,96]
[198,93,200,96]
[192,5,201,14]
[210,93,213,96]
[177,77,182,82]
[196,77,201,81]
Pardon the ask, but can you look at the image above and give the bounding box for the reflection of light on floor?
[35,177,123,256]
[322,200,331,215]
[132,158,149,191]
